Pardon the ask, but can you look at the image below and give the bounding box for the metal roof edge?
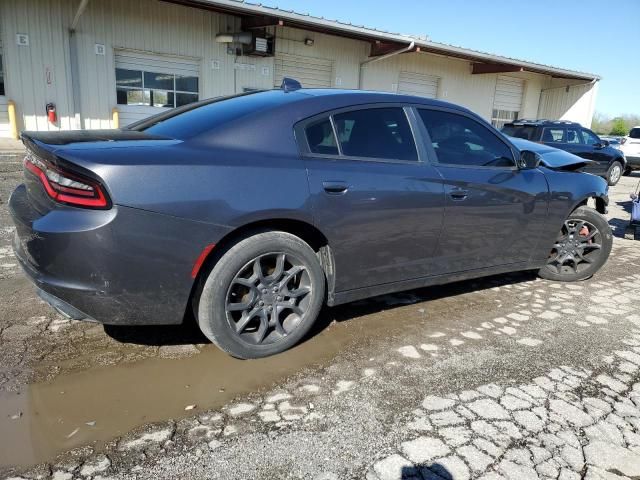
[170,0,600,82]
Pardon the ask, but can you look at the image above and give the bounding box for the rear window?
[131,90,290,140]
[501,125,538,141]
[630,128,640,139]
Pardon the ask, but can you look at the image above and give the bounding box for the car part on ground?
[625,180,640,240]
[9,84,613,357]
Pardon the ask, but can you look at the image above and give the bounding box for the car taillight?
[24,150,109,208]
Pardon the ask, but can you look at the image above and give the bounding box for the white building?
[0,0,600,138]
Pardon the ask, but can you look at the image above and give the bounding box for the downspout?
[358,41,415,90]
[69,0,90,129]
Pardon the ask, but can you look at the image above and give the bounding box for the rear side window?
[418,109,514,167]
[542,128,565,143]
[630,128,640,139]
[305,119,339,155]
[501,125,538,141]
[332,108,418,161]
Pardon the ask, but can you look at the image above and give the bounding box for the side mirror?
[519,150,540,169]
[602,139,610,147]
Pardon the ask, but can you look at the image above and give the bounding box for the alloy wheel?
[225,252,312,346]
[610,164,622,184]
[546,219,603,275]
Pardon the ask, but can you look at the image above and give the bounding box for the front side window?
[116,68,199,108]
[541,128,565,143]
[419,109,514,167]
[630,128,640,139]
[332,108,418,161]
[581,129,601,146]
[305,118,338,155]
[566,128,581,144]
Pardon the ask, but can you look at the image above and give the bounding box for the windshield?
[501,125,538,141]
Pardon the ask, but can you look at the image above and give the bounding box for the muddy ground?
[1,156,640,479]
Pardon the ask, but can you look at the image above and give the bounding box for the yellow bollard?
[7,100,19,139]
[111,107,119,129]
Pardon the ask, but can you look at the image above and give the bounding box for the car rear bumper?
[9,183,232,326]
[625,155,640,169]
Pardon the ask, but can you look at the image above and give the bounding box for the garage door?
[492,76,524,128]
[274,53,332,89]
[114,50,200,127]
[398,71,439,98]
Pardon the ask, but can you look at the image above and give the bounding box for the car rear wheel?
[607,161,623,186]
[538,206,612,282]
[197,231,325,359]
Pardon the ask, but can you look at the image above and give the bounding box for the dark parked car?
[502,120,627,186]
[10,82,613,358]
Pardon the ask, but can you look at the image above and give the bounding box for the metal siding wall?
[0,0,76,132]
[75,0,229,129]
[362,52,498,120]
[538,80,598,126]
[275,26,368,88]
[0,0,596,132]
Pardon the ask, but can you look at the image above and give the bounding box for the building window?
[116,68,198,108]
[491,109,519,129]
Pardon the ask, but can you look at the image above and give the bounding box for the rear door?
[299,106,446,292]
[416,107,549,272]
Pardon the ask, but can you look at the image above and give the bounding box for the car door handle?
[449,189,469,201]
[322,181,349,195]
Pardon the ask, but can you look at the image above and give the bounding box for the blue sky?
[261,0,639,117]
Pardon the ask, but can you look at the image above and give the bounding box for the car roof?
[504,119,582,127]
[271,87,472,113]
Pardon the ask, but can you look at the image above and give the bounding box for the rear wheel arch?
[189,219,335,309]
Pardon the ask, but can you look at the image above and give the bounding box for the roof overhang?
[161,0,600,82]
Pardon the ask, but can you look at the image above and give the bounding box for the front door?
[559,127,608,175]
[416,107,549,273]
[299,106,446,292]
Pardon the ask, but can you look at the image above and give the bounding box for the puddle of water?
[0,281,493,469]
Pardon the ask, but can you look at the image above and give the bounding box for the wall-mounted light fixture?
[304,38,314,46]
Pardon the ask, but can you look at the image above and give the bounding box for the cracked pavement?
[1,155,640,479]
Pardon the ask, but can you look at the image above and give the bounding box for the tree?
[610,117,628,136]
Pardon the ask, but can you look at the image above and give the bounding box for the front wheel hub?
[547,219,603,275]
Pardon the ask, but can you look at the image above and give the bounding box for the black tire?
[606,161,623,186]
[197,231,325,359]
[538,206,612,282]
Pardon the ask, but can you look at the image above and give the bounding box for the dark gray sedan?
[10,82,612,358]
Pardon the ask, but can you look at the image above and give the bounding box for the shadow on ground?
[105,269,537,349]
